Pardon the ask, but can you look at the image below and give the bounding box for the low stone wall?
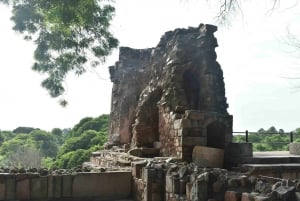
[0,171,132,201]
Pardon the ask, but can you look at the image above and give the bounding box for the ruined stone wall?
[0,172,131,201]
[109,24,233,161]
[109,47,153,145]
[158,107,182,158]
[131,160,300,201]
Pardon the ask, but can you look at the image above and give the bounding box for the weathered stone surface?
[226,142,253,157]
[183,137,206,146]
[6,178,16,200]
[192,146,224,168]
[241,192,256,201]
[271,186,295,201]
[224,191,242,201]
[62,175,73,197]
[31,177,48,199]
[185,110,205,120]
[72,172,131,199]
[109,47,154,145]
[289,142,300,155]
[16,178,30,200]
[0,181,5,200]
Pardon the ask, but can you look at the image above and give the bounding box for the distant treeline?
[0,114,109,169]
[233,126,300,151]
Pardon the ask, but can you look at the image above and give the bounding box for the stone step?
[240,163,300,179]
[248,156,300,164]
[228,151,300,168]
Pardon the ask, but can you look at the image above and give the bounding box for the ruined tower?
[109,24,233,161]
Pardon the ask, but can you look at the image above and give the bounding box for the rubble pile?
[131,159,300,201]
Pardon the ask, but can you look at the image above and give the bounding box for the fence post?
[290,132,294,143]
[245,130,249,143]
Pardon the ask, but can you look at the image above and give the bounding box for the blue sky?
[0,0,300,132]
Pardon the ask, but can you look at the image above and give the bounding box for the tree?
[257,128,266,133]
[29,130,58,157]
[0,0,118,105]
[12,127,36,134]
[69,114,109,137]
[51,128,66,145]
[4,146,43,168]
[53,115,109,168]
[57,130,106,157]
[267,126,278,133]
[205,0,281,24]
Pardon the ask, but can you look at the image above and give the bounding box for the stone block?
[179,179,186,195]
[193,180,208,201]
[151,192,163,201]
[143,168,156,183]
[16,178,30,200]
[226,142,253,157]
[6,178,16,200]
[183,137,206,146]
[62,175,73,197]
[186,182,192,201]
[165,175,173,193]
[181,119,191,128]
[0,181,5,200]
[172,177,180,194]
[191,120,199,128]
[53,175,62,198]
[188,128,203,137]
[151,183,162,193]
[289,143,300,155]
[213,180,224,193]
[224,191,242,201]
[144,183,152,201]
[179,128,189,137]
[192,146,224,168]
[31,177,47,200]
[241,193,251,201]
[72,172,131,199]
[185,110,204,120]
[47,175,54,199]
[132,160,147,178]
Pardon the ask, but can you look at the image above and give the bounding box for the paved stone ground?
[253,151,299,158]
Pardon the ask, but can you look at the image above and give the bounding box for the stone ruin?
[108,24,233,163]
[1,23,299,201]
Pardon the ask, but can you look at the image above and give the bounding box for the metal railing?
[233,130,295,143]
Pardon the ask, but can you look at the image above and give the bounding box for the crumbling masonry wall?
[109,24,233,161]
[109,47,153,144]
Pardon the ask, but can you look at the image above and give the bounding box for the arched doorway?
[206,121,226,149]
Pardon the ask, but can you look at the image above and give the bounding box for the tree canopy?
[0,0,118,105]
[0,114,109,168]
